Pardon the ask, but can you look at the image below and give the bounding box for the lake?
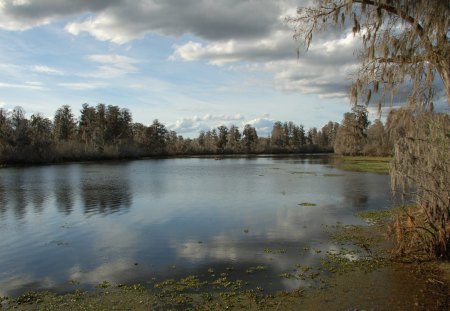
[0,156,392,297]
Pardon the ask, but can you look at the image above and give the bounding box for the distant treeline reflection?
[0,165,132,219]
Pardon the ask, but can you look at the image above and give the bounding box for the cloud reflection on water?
[0,157,392,296]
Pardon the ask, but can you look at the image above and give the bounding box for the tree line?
[2,102,422,165]
[0,103,333,164]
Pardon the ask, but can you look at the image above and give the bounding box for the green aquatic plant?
[13,291,46,305]
[356,209,393,225]
[96,281,110,289]
[298,202,317,207]
[279,273,296,279]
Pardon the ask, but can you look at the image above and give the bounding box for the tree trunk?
[437,58,450,104]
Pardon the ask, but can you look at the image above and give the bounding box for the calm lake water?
[0,156,392,297]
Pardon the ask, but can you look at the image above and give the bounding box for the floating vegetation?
[298,202,317,206]
[96,281,110,289]
[179,275,206,289]
[154,279,176,289]
[12,291,45,305]
[128,284,146,292]
[320,249,384,275]
[154,276,207,293]
[293,264,323,282]
[355,209,393,225]
[243,229,249,233]
[212,277,244,290]
[321,220,389,276]
[264,248,287,254]
[294,264,312,274]
[279,273,296,279]
[323,173,344,177]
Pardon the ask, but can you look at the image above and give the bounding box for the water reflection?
[0,167,53,220]
[0,176,6,219]
[28,168,49,214]
[53,166,78,215]
[80,164,132,215]
[0,157,392,296]
[10,171,28,220]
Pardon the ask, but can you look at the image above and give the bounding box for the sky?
[0,0,382,137]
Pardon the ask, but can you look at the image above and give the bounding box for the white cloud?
[170,29,297,66]
[0,81,46,90]
[87,54,137,65]
[31,65,63,75]
[25,81,43,86]
[167,113,246,135]
[171,23,361,98]
[245,115,276,137]
[166,113,280,137]
[260,31,361,97]
[58,81,107,90]
[81,54,140,79]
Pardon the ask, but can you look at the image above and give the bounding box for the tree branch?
[351,0,434,51]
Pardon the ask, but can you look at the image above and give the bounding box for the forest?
[0,103,398,165]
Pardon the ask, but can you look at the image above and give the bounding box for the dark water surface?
[0,156,391,296]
